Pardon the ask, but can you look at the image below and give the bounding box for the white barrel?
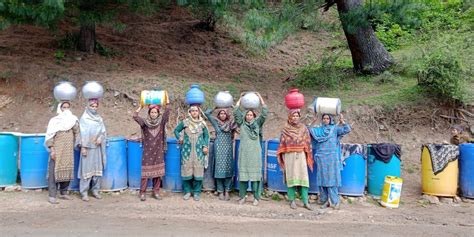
[82,81,104,99]
[312,97,341,115]
[53,81,77,101]
[214,91,233,108]
[140,90,169,106]
[241,92,260,109]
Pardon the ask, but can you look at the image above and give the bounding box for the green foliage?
[54,49,65,64]
[291,51,353,90]
[373,14,411,51]
[1,0,157,52]
[222,1,322,54]
[0,0,65,29]
[367,0,470,51]
[416,39,467,103]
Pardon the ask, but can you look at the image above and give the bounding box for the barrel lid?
[107,136,126,142]
[268,138,280,143]
[167,137,177,143]
[17,133,46,137]
[0,132,23,136]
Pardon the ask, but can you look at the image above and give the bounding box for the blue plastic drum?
[162,138,182,192]
[0,133,19,187]
[20,134,49,189]
[100,136,127,191]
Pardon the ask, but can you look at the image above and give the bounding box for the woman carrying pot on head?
[133,104,170,201]
[277,109,314,211]
[78,99,107,202]
[233,92,267,206]
[205,107,237,201]
[310,113,350,210]
[45,101,80,204]
[174,106,210,201]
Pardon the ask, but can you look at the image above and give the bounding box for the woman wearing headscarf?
[277,109,314,210]
[205,107,237,201]
[310,113,350,209]
[78,99,107,202]
[45,101,80,204]
[450,125,474,145]
[133,104,170,201]
[234,92,267,206]
[174,106,209,201]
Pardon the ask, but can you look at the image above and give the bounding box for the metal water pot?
[241,92,260,109]
[214,91,233,108]
[53,81,77,101]
[82,81,104,99]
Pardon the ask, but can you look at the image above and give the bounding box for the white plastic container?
[214,91,233,108]
[241,92,260,109]
[53,81,77,101]
[82,81,104,99]
[312,97,341,115]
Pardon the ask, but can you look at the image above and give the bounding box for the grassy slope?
[298,32,473,110]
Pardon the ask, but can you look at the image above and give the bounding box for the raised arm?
[133,105,146,127]
[336,114,351,136]
[205,109,219,131]
[233,106,244,126]
[257,105,268,127]
[162,106,171,124]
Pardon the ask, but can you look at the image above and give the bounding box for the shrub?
[291,52,352,90]
[416,43,467,103]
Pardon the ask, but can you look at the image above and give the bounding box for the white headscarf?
[44,102,79,150]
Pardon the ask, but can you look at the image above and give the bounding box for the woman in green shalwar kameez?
[174,106,209,201]
[234,93,267,206]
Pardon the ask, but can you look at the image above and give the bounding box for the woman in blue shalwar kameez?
[310,113,350,209]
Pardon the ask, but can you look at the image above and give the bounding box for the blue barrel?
[100,136,127,191]
[0,133,19,187]
[163,138,182,192]
[127,140,142,190]
[234,139,266,191]
[339,145,366,196]
[68,149,81,191]
[459,143,474,198]
[20,134,49,189]
[266,139,286,192]
[367,144,401,198]
[203,139,216,191]
[127,140,154,190]
[308,146,318,194]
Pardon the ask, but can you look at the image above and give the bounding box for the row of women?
[45,93,351,211]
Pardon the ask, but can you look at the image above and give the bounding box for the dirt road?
[1,190,472,236]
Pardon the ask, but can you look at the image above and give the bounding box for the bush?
[221,1,321,54]
[416,43,467,103]
[369,0,468,50]
[291,52,352,90]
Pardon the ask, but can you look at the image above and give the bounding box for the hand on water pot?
[339,114,345,125]
[135,105,142,113]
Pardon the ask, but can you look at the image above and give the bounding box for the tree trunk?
[78,23,96,53]
[335,0,393,74]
